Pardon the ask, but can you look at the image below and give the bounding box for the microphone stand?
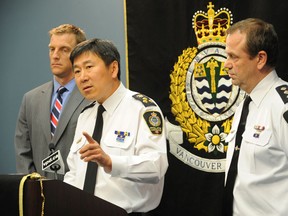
[50,163,61,180]
[49,143,61,180]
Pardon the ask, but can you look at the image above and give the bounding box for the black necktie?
[83,104,106,194]
[224,96,251,216]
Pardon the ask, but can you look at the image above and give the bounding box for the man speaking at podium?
[64,38,168,215]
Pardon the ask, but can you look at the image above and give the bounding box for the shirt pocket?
[240,127,272,174]
[242,128,271,147]
[70,136,87,153]
[102,131,135,151]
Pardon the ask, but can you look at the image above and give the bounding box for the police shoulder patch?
[81,101,96,113]
[143,111,163,135]
[276,85,288,104]
[133,93,156,107]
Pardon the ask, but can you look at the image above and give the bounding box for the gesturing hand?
[79,131,112,173]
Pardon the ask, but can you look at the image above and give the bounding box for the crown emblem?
[192,2,233,48]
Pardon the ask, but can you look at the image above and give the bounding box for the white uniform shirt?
[64,83,168,213]
[225,71,288,216]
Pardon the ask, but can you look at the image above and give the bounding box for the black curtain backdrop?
[125,1,288,215]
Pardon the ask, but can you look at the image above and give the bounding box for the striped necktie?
[50,86,67,136]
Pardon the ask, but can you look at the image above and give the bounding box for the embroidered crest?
[168,3,244,172]
[143,111,163,135]
[133,93,156,107]
[276,85,288,104]
[114,131,130,143]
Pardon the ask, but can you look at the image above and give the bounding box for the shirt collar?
[99,82,126,115]
[52,78,76,94]
[250,70,279,107]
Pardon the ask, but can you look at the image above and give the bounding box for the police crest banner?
[125,0,288,215]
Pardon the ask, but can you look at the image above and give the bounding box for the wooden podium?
[0,174,128,216]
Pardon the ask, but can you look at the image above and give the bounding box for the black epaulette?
[81,101,96,113]
[283,111,288,124]
[133,93,156,107]
[276,85,288,104]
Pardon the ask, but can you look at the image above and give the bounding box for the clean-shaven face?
[224,31,258,93]
[49,33,77,79]
[73,51,117,103]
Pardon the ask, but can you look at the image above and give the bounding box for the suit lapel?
[39,82,54,144]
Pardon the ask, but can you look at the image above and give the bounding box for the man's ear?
[110,60,119,78]
[257,50,267,70]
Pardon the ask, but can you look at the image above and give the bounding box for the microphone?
[42,143,65,180]
[49,143,61,179]
[49,143,55,153]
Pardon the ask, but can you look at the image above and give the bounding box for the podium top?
[0,174,128,216]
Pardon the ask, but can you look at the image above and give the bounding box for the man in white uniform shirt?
[64,38,168,215]
[223,18,288,216]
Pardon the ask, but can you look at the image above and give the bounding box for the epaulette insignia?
[143,111,163,135]
[276,85,288,104]
[283,111,288,124]
[81,101,96,113]
[133,93,156,107]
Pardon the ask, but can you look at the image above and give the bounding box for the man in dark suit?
[14,24,90,180]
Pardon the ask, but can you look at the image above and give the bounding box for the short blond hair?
[49,24,86,44]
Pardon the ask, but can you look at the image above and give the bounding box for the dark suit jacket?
[14,81,90,180]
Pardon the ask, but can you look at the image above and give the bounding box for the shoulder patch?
[283,111,288,124]
[276,85,288,104]
[81,101,96,113]
[133,93,156,107]
[143,111,163,135]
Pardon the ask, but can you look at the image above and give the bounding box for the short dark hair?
[226,18,279,68]
[70,38,121,79]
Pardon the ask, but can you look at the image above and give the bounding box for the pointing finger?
[82,131,95,144]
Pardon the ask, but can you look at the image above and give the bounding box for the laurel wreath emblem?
[169,47,232,152]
